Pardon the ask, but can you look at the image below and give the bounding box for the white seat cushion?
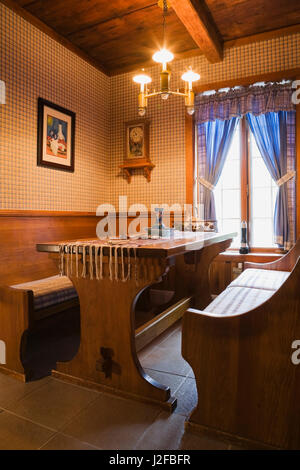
[204,286,273,315]
[11,275,77,310]
[229,268,289,291]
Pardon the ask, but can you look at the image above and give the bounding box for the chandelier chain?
[162,0,168,45]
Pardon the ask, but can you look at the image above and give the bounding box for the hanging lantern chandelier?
[133,0,200,116]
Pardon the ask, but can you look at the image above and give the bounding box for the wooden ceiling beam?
[170,0,223,63]
[109,22,300,76]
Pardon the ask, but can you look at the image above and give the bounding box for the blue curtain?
[201,117,239,222]
[246,111,290,248]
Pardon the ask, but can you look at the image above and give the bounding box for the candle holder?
[147,208,174,238]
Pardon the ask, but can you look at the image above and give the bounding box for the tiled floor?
[0,322,241,450]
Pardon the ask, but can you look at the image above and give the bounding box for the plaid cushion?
[204,286,273,315]
[230,268,290,291]
[11,275,77,310]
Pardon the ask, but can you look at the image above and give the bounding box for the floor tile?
[62,393,161,450]
[40,433,99,450]
[6,378,99,430]
[180,430,228,450]
[137,322,180,362]
[174,378,198,417]
[139,321,193,378]
[0,411,54,450]
[144,369,185,397]
[140,345,192,377]
[135,411,186,450]
[159,328,182,349]
[0,320,205,450]
[0,373,50,409]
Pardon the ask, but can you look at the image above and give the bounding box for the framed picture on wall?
[125,119,150,163]
[37,98,75,172]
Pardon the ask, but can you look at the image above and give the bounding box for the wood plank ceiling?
[10,0,300,75]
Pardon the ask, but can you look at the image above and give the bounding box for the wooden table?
[37,231,235,410]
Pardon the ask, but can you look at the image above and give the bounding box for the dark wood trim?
[224,23,300,50]
[0,210,98,217]
[296,76,300,239]
[185,114,194,205]
[194,68,300,94]
[0,0,108,76]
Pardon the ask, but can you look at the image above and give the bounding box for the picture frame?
[37,98,76,172]
[124,119,150,164]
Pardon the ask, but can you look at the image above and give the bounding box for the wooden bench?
[0,210,189,382]
[182,239,300,449]
[0,211,99,382]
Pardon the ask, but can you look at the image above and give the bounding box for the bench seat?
[204,268,290,315]
[182,239,300,449]
[204,285,273,315]
[11,275,77,312]
[229,268,290,291]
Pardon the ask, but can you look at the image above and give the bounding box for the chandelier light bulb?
[132,1,200,117]
[152,48,174,65]
[181,69,200,84]
[133,73,152,85]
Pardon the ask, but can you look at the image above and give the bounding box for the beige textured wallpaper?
[0,3,110,211]
[110,34,300,210]
[1,3,300,212]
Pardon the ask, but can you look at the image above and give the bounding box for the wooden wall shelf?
[120,162,155,183]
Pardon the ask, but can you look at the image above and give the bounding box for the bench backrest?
[0,212,100,285]
[278,238,300,271]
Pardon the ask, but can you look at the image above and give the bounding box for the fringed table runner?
[59,239,163,284]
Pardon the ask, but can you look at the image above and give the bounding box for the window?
[196,115,295,250]
[249,131,277,248]
[214,122,241,248]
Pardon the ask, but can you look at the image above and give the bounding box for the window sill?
[216,251,283,263]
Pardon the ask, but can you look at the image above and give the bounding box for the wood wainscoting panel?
[209,252,283,295]
[0,211,100,285]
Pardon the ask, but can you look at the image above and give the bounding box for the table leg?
[52,256,176,411]
[175,239,232,309]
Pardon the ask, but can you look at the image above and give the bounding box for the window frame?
[239,116,281,252]
[191,114,294,253]
[185,69,300,253]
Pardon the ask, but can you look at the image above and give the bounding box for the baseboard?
[185,421,282,450]
[0,365,26,382]
[52,370,177,412]
[135,297,191,352]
